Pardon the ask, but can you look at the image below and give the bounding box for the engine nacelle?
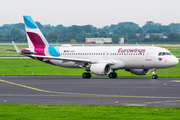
[90,63,111,75]
[126,69,150,75]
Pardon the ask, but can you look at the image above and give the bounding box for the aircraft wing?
[30,55,113,64]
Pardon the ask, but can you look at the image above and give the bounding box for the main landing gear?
[108,70,117,78]
[152,68,158,79]
[82,72,91,79]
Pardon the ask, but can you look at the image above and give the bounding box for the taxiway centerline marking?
[1,79,180,99]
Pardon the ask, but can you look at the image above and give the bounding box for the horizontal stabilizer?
[12,41,21,54]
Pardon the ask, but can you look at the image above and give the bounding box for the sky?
[0,0,180,28]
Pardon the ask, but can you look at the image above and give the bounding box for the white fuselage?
[49,46,179,70]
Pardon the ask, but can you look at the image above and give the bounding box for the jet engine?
[90,63,111,75]
[125,69,150,75]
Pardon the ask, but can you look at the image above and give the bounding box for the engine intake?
[90,63,111,75]
[126,69,150,75]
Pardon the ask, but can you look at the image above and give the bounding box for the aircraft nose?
[171,57,179,66]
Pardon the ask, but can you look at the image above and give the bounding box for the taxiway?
[0,76,180,107]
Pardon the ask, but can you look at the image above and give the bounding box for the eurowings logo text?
[118,48,146,54]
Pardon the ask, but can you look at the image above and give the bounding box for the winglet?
[12,41,21,54]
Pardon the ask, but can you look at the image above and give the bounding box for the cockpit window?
[166,52,172,55]
[158,52,162,56]
[158,52,172,56]
[162,52,166,56]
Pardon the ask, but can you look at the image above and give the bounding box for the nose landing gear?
[152,68,158,79]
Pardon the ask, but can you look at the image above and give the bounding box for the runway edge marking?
[1,79,180,99]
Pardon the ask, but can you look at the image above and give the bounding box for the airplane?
[12,16,179,79]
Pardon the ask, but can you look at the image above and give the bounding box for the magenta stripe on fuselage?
[27,32,45,56]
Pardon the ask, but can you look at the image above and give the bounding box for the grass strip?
[0,59,179,77]
[0,104,180,120]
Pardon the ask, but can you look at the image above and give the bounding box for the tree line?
[0,20,180,43]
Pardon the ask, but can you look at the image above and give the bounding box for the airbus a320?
[12,16,179,79]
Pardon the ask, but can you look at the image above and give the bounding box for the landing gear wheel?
[108,73,113,78]
[82,73,87,78]
[82,72,91,79]
[87,73,91,78]
[152,68,158,79]
[108,72,117,78]
[152,75,158,79]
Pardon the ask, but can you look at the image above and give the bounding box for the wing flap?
[31,55,93,63]
[30,55,114,64]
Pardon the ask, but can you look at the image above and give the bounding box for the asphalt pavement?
[0,76,180,107]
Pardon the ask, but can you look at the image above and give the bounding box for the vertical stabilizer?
[23,16,49,56]
[23,16,60,57]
